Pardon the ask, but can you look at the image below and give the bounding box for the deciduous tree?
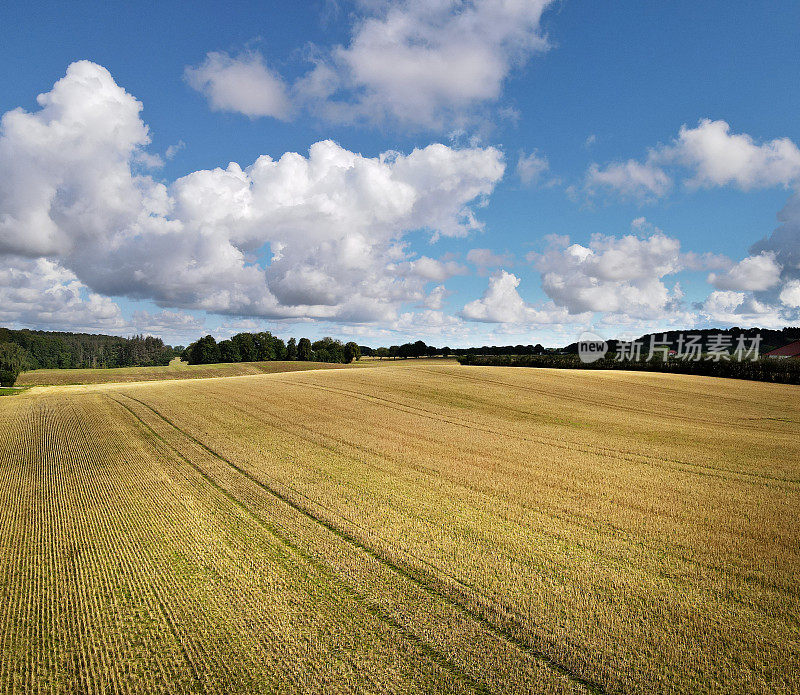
[344,342,361,363]
[297,338,312,361]
[0,342,29,386]
[286,337,297,360]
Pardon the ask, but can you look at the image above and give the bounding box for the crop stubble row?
[1,363,798,693]
[0,380,587,694]
[115,365,800,694]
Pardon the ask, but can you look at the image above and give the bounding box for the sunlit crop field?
[1,363,798,693]
[15,359,347,386]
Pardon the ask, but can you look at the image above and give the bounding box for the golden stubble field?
[1,362,798,694]
[15,359,348,386]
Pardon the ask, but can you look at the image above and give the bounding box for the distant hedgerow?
[456,354,800,385]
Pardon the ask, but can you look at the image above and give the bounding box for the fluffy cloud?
[0,62,506,330]
[0,254,208,343]
[0,61,152,258]
[333,0,550,126]
[194,1,553,129]
[185,51,291,119]
[750,191,800,285]
[735,191,800,326]
[695,193,800,327]
[708,252,782,291]
[461,270,525,322]
[422,284,449,310]
[461,270,586,324]
[303,0,553,127]
[587,120,800,200]
[779,280,800,308]
[395,256,468,282]
[699,290,787,328]
[531,233,684,318]
[0,257,124,331]
[671,119,800,190]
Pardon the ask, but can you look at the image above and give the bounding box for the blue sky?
[1,0,799,346]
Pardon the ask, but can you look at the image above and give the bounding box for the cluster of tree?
[365,341,547,358]
[0,328,179,385]
[183,332,361,365]
[0,342,28,386]
[370,341,440,359]
[184,332,287,365]
[457,353,800,385]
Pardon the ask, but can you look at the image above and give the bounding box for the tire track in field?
[113,392,606,695]
[112,396,502,695]
[199,381,800,603]
[279,377,799,488]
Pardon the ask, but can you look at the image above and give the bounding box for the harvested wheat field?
[15,359,347,386]
[1,362,798,694]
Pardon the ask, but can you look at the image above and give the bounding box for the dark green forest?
[184,333,361,366]
[0,328,178,385]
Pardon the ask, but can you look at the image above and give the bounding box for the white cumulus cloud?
[531,233,684,318]
[670,119,800,190]
[185,51,291,119]
[587,119,800,200]
[0,62,506,331]
[0,257,124,332]
[0,61,152,258]
[422,284,450,310]
[237,0,555,130]
[396,256,468,282]
[750,191,800,286]
[708,251,782,291]
[699,290,787,328]
[586,159,672,201]
[779,280,800,308]
[461,270,586,325]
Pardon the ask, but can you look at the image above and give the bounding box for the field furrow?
[1,363,798,693]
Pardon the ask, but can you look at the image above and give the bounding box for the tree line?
[0,328,180,386]
[5,324,797,388]
[360,341,547,359]
[457,353,800,385]
[182,336,549,364]
[183,333,361,365]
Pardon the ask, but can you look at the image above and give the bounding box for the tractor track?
[111,391,607,695]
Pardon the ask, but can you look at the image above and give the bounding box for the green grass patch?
[0,386,30,396]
